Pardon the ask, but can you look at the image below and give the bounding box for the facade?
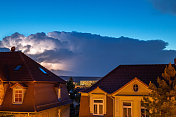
[0,51,72,117]
[79,64,171,117]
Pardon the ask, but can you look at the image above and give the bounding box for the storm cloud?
[150,0,176,14]
[0,31,176,76]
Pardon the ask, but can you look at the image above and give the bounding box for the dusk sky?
[0,0,176,76]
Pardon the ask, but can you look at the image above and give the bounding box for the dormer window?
[11,83,26,104]
[13,89,23,104]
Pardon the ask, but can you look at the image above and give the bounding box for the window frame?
[123,101,132,117]
[133,84,138,92]
[93,99,104,115]
[13,88,24,104]
[141,106,149,117]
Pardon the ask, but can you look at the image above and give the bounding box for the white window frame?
[123,102,132,117]
[13,88,24,104]
[93,99,104,115]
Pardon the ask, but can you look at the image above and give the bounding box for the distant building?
[60,76,100,89]
[79,80,97,87]
[79,64,171,117]
[0,50,72,117]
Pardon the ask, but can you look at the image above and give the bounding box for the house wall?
[0,104,70,117]
[79,95,113,117]
[79,96,91,117]
[115,96,143,117]
[113,78,150,117]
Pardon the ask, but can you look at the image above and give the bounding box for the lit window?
[13,89,23,104]
[123,102,132,117]
[141,107,149,117]
[39,67,47,74]
[58,88,61,100]
[93,99,104,115]
[14,65,22,71]
[133,84,138,92]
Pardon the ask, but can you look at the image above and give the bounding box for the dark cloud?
[150,0,176,14]
[0,31,176,76]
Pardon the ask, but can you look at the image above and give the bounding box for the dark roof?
[0,52,65,83]
[84,64,172,94]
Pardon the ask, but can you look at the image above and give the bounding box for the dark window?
[133,84,138,92]
[14,65,22,71]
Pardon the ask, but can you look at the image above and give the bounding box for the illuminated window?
[123,102,132,117]
[39,67,47,74]
[58,88,61,100]
[93,99,104,115]
[133,84,138,92]
[13,89,23,104]
[14,65,22,71]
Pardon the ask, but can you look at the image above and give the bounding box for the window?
[93,99,104,115]
[39,67,47,74]
[58,88,61,100]
[141,107,149,117]
[13,89,23,104]
[14,65,22,71]
[133,84,138,92]
[123,102,132,117]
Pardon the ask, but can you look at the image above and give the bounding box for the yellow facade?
[80,78,151,117]
[112,78,150,117]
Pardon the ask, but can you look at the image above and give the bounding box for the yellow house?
[79,64,168,117]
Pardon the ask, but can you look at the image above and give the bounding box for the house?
[0,49,72,117]
[79,64,172,117]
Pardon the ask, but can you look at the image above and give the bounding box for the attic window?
[14,65,22,71]
[133,84,138,92]
[39,67,47,74]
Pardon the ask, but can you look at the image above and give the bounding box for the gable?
[112,78,151,96]
[89,87,107,94]
[10,83,27,89]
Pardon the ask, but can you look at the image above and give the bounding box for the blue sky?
[0,0,176,49]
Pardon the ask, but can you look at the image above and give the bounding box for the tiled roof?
[85,64,171,94]
[0,52,65,83]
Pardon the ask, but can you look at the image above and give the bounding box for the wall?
[0,104,70,117]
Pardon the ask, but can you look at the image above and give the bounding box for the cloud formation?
[150,0,176,14]
[0,31,176,76]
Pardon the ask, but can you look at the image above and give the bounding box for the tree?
[142,63,176,117]
[66,77,75,92]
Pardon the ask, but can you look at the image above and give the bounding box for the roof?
[84,64,172,94]
[0,52,65,83]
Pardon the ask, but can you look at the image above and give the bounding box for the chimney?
[174,58,176,65]
[11,46,15,52]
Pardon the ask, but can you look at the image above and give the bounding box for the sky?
[0,0,176,76]
[0,0,176,49]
